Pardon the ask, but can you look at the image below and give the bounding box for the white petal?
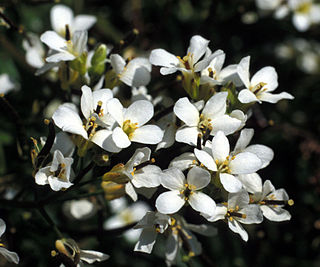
[80,85,94,119]
[130,125,163,145]
[244,145,274,168]
[210,115,242,136]
[220,173,243,193]
[69,199,95,220]
[260,206,291,222]
[35,167,51,185]
[238,205,263,224]
[160,67,178,75]
[187,35,209,64]
[110,54,126,74]
[175,126,199,146]
[132,165,162,188]
[91,129,121,153]
[0,247,19,264]
[73,15,97,31]
[262,180,276,199]
[238,89,259,103]
[188,192,216,217]
[251,66,278,92]
[72,30,87,54]
[112,127,131,148]
[121,58,151,87]
[228,189,249,209]
[0,219,5,237]
[50,5,73,34]
[169,152,196,171]
[125,182,138,201]
[259,92,294,103]
[162,168,185,190]
[80,249,109,264]
[237,56,251,89]
[187,166,211,189]
[106,98,124,126]
[46,51,75,63]
[185,223,217,236]
[202,92,227,119]
[165,232,179,264]
[228,220,248,241]
[194,49,224,72]
[234,128,254,152]
[292,13,310,32]
[194,149,217,171]
[229,152,262,174]
[237,173,262,194]
[173,97,199,126]
[40,31,67,51]
[52,104,87,139]
[156,124,176,150]
[48,177,73,191]
[124,100,154,126]
[134,229,158,253]
[149,49,180,68]
[211,131,229,162]
[155,191,185,214]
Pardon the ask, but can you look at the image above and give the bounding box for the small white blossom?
[0,219,19,264]
[174,92,243,146]
[107,98,163,148]
[194,131,263,193]
[156,167,216,218]
[208,190,263,241]
[0,74,17,95]
[110,54,151,87]
[35,150,74,191]
[237,56,294,103]
[50,4,96,36]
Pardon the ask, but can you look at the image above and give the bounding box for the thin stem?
[38,206,63,238]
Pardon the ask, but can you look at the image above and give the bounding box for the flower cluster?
[0,3,295,266]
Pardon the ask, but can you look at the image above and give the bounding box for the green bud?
[91,44,107,66]
[69,52,88,76]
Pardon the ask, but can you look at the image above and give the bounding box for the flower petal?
[40,31,67,51]
[251,66,278,92]
[155,191,185,214]
[188,192,216,217]
[258,92,294,103]
[238,89,259,103]
[112,127,131,148]
[50,4,73,34]
[173,97,199,126]
[124,100,154,126]
[175,126,199,146]
[73,15,97,31]
[80,249,109,264]
[134,228,158,253]
[237,56,251,89]
[234,128,254,153]
[187,35,209,64]
[211,131,229,162]
[202,92,227,119]
[194,149,217,171]
[245,144,274,168]
[149,49,180,68]
[187,166,211,190]
[91,129,122,153]
[161,168,186,190]
[220,173,243,193]
[107,98,124,126]
[130,125,163,144]
[81,85,94,119]
[228,220,248,241]
[229,152,262,174]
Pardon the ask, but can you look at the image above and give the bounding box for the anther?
[65,24,70,41]
[135,158,156,171]
[197,133,202,150]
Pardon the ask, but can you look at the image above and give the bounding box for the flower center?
[122,120,138,138]
[297,2,311,14]
[249,82,267,95]
[177,52,193,70]
[84,116,98,138]
[198,114,213,135]
[53,163,67,181]
[180,183,196,201]
[216,155,235,174]
[226,205,246,221]
[94,101,104,118]
[207,67,217,80]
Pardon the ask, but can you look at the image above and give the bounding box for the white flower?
[134,211,171,254]
[110,54,151,87]
[168,152,197,171]
[55,238,109,266]
[174,92,243,146]
[149,35,222,75]
[156,112,178,151]
[107,98,163,148]
[0,219,19,264]
[248,176,293,222]
[200,52,241,86]
[233,128,274,168]
[289,0,320,32]
[104,198,150,242]
[256,0,282,10]
[35,150,74,191]
[237,56,294,103]
[40,30,88,63]
[155,167,216,218]
[22,33,46,68]
[194,131,263,193]
[0,74,17,95]
[208,190,263,241]
[103,147,162,201]
[52,85,120,153]
[63,199,96,220]
[50,4,96,36]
